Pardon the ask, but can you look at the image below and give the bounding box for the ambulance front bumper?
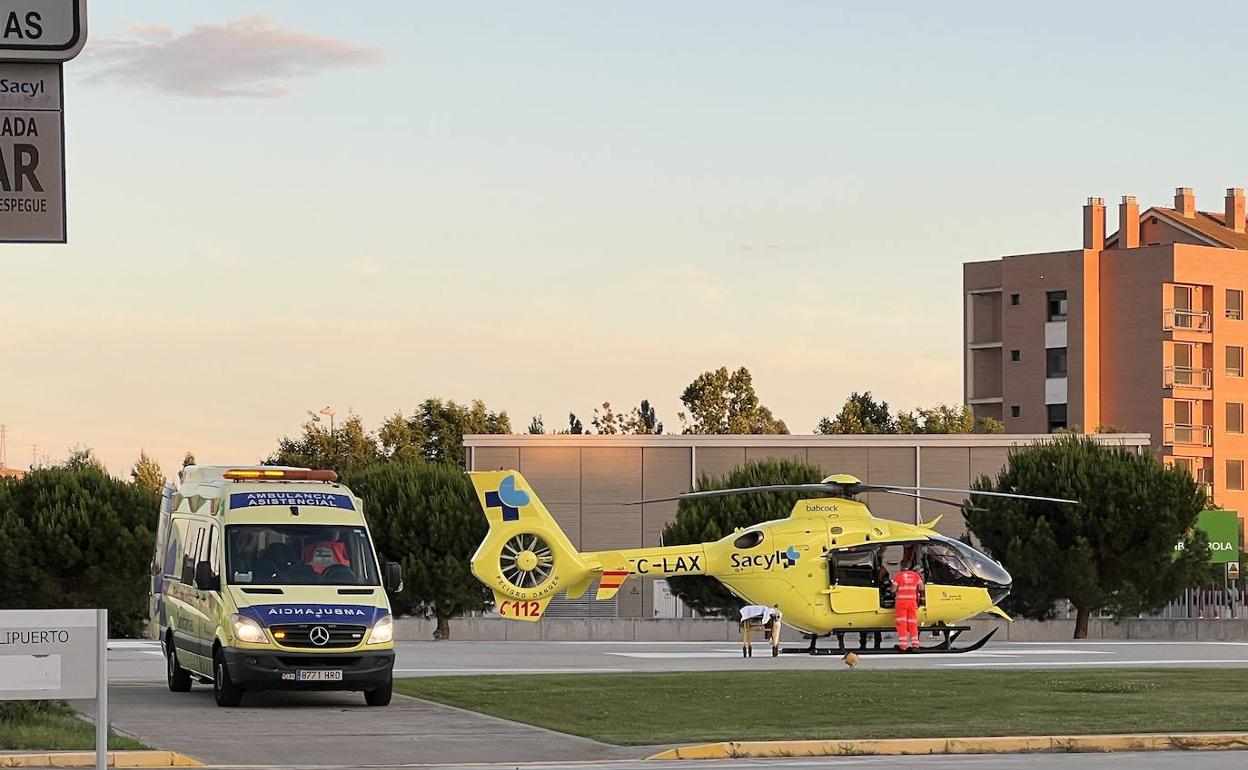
[220,647,394,691]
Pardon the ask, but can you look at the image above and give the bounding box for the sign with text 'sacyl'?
[0,2,85,243]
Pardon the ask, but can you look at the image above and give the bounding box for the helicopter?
[467,470,1075,655]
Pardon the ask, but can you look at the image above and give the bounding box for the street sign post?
[0,0,86,243]
[0,0,87,61]
[0,609,108,770]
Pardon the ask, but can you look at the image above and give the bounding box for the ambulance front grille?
[270,623,367,648]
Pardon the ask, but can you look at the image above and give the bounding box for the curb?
[647,732,1248,759]
[0,751,201,767]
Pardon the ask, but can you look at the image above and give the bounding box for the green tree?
[267,414,380,472]
[965,435,1212,638]
[661,458,823,615]
[527,415,545,434]
[0,463,159,637]
[817,392,894,434]
[181,452,197,468]
[678,367,788,434]
[896,403,976,433]
[130,450,165,494]
[593,400,664,435]
[631,399,663,434]
[591,402,624,434]
[380,399,511,466]
[342,459,489,639]
[560,413,584,434]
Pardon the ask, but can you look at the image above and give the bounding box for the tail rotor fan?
[499,533,554,590]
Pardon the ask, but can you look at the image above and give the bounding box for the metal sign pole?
[96,609,107,770]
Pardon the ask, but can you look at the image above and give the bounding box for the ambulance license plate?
[296,670,343,682]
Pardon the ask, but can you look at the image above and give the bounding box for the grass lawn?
[397,669,1248,746]
[0,701,144,752]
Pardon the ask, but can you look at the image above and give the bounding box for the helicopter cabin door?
[827,546,885,619]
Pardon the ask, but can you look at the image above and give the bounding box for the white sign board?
[1,609,108,770]
[0,1,87,62]
[0,60,62,241]
[0,608,99,699]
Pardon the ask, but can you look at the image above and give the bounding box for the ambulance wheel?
[166,642,192,693]
[364,680,393,707]
[213,649,244,707]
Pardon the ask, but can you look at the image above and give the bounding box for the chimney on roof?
[1083,196,1105,250]
[1118,195,1140,249]
[1175,187,1196,218]
[1226,188,1245,233]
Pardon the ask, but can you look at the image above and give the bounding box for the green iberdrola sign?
[1174,510,1241,564]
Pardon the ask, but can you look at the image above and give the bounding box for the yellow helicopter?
[467,470,1075,655]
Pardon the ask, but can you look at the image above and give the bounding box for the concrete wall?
[396,617,1248,643]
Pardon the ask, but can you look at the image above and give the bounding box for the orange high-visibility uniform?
[891,569,923,650]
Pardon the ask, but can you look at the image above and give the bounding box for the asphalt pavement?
[94,638,1248,768]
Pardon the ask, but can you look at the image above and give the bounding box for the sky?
[3,1,1248,476]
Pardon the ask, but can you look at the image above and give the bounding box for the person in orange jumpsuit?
[891,550,925,652]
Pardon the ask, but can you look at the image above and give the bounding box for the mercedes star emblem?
[309,626,330,646]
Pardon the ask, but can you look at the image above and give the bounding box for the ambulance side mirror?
[384,562,404,593]
[194,561,219,592]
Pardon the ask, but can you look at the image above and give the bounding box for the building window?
[1171,457,1195,476]
[1010,405,1021,418]
[1227,460,1245,492]
[1046,347,1068,378]
[1046,291,1068,321]
[1229,346,1245,378]
[1047,404,1067,432]
[1174,399,1195,425]
[1010,349,1020,362]
[1010,293,1020,306]
[1230,403,1245,434]
[1228,289,1244,320]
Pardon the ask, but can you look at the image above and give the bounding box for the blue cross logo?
[485,474,531,522]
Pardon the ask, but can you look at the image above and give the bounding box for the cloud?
[83,16,382,98]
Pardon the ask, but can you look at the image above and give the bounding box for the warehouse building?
[463,433,1148,619]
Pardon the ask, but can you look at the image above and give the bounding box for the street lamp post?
[319,406,336,434]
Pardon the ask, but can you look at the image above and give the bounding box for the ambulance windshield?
[226,524,380,586]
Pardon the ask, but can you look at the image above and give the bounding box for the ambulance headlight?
[231,614,268,644]
[367,615,393,645]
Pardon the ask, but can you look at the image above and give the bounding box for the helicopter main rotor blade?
[625,483,840,506]
[880,489,988,512]
[862,484,1077,504]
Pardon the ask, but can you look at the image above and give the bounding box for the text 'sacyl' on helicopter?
[466,470,1076,655]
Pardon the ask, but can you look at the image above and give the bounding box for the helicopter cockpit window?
[922,541,977,587]
[733,531,765,549]
[832,548,876,587]
[935,535,1012,586]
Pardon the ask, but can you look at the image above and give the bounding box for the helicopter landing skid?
[782,627,998,656]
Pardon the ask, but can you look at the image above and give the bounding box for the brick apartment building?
[964,186,1248,514]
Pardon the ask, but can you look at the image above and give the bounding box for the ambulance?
[149,466,403,707]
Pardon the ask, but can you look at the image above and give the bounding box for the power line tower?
[0,424,6,467]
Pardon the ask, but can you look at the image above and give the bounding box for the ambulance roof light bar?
[223,468,339,482]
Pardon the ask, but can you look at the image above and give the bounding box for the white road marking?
[941,658,1248,667]
[395,667,634,674]
[1007,640,1248,647]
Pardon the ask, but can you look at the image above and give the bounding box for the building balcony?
[1165,423,1213,447]
[1164,366,1212,390]
[1163,308,1212,333]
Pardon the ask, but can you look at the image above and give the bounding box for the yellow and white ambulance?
[150,466,402,707]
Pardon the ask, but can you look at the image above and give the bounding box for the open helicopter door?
[827,546,886,619]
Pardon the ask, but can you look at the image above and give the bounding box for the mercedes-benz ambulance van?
[150,465,403,707]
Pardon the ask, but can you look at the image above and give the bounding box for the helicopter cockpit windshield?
[927,535,1011,588]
